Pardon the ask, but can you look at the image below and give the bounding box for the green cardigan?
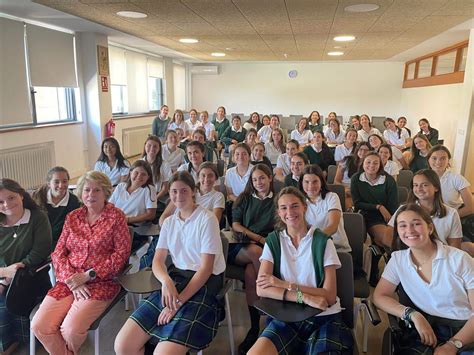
[46,193,81,245]
[0,209,52,268]
[212,118,230,140]
[220,127,247,146]
[232,194,275,237]
[409,153,429,173]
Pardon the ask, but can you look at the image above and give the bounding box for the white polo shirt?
[258,126,273,144]
[177,162,199,183]
[357,128,382,142]
[94,160,130,186]
[157,205,226,275]
[225,164,253,197]
[202,121,216,140]
[260,227,342,317]
[168,121,187,133]
[339,160,351,185]
[47,189,70,208]
[384,160,401,177]
[440,170,471,209]
[276,153,291,176]
[381,241,474,320]
[264,142,284,165]
[196,189,225,210]
[109,183,157,217]
[383,129,409,146]
[334,144,354,163]
[324,128,345,145]
[162,144,186,172]
[185,119,202,134]
[140,158,173,194]
[388,203,463,244]
[290,129,313,145]
[305,193,351,253]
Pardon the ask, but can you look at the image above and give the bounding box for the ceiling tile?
[433,0,474,16]
[253,20,292,35]
[331,17,378,33]
[290,19,332,34]
[286,0,337,20]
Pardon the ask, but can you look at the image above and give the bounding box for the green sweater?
[221,127,247,146]
[350,172,399,215]
[212,118,230,140]
[284,174,298,188]
[303,145,335,172]
[232,194,275,237]
[0,209,52,268]
[309,122,324,133]
[409,153,429,173]
[152,116,170,139]
[46,194,81,245]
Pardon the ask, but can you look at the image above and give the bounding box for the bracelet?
[296,290,304,304]
[402,307,416,327]
[282,289,288,301]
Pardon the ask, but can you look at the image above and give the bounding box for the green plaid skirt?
[0,294,30,351]
[260,313,353,354]
[130,286,220,350]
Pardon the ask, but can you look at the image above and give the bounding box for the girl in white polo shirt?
[225,143,253,203]
[369,133,408,170]
[300,164,351,253]
[324,118,345,146]
[374,204,474,354]
[249,187,353,355]
[162,130,185,173]
[275,139,299,182]
[357,114,382,142]
[290,117,313,147]
[383,117,410,151]
[114,171,226,355]
[265,128,286,165]
[177,141,205,183]
[93,137,130,186]
[258,115,280,144]
[334,128,358,164]
[379,144,401,180]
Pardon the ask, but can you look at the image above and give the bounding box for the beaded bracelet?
[296,290,304,304]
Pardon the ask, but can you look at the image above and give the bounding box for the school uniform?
[257,126,273,144]
[381,241,473,353]
[212,117,230,141]
[196,189,225,211]
[168,121,187,134]
[357,127,382,142]
[130,205,225,350]
[383,128,409,146]
[409,152,429,173]
[388,203,462,245]
[419,127,439,146]
[185,119,202,134]
[324,128,345,145]
[258,228,353,354]
[140,158,172,200]
[302,145,336,172]
[305,193,351,253]
[152,115,170,139]
[202,121,216,140]
[109,183,157,219]
[162,144,185,172]
[383,160,401,177]
[290,129,313,146]
[334,144,354,163]
[264,142,284,165]
[251,158,273,173]
[93,160,130,186]
[439,170,471,209]
[46,190,81,244]
[177,162,200,183]
[308,122,324,133]
[276,153,291,176]
[284,174,299,188]
[224,164,253,197]
[221,126,247,147]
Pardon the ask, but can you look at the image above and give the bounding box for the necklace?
[412,253,434,271]
[10,225,20,239]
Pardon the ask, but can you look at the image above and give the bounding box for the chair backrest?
[327,165,337,184]
[217,159,225,177]
[336,252,354,328]
[371,116,386,132]
[397,170,413,189]
[220,233,230,288]
[398,186,409,205]
[342,212,366,272]
[327,183,346,212]
[273,179,285,195]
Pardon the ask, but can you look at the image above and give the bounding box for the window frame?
[30,86,78,125]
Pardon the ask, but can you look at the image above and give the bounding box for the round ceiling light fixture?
[344,4,380,12]
[116,11,148,18]
[334,35,356,42]
[211,52,226,57]
[179,38,199,43]
[328,51,344,56]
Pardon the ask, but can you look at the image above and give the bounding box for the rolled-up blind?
[26,24,77,87]
[173,64,186,110]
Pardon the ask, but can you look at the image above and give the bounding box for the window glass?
[435,50,456,75]
[417,58,432,78]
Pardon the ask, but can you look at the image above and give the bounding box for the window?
[148,77,163,111]
[417,58,432,78]
[33,87,77,123]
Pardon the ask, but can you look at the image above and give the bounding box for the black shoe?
[238,328,259,354]
[369,253,382,287]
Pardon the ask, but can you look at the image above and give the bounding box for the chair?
[343,212,381,352]
[217,159,225,177]
[327,164,337,184]
[328,183,346,212]
[397,170,413,189]
[273,179,285,194]
[398,186,409,204]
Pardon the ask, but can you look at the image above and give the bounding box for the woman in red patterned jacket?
[31,171,131,355]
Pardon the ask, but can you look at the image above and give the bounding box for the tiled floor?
[16,285,388,355]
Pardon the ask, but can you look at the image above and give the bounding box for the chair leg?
[225,293,235,355]
[30,327,36,355]
[94,328,100,355]
[125,293,129,311]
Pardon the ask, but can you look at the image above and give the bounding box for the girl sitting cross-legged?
[114,171,226,355]
[248,186,353,355]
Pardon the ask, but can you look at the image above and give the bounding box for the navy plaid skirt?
[130,286,220,350]
[0,295,30,351]
[260,313,353,354]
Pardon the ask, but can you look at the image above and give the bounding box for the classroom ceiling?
[32,0,474,61]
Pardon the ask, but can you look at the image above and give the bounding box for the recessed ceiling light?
[179,38,199,44]
[334,35,355,42]
[344,4,380,12]
[225,47,234,51]
[116,11,147,18]
[334,46,342,49]
[328,51,344,56]
[211,52,226,57]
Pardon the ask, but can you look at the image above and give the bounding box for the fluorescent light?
[116,11,147,18]
[334,35,355,42]
[344,4,380,12]
[179,38,199,44]
[328,51,344,56]
[211,52,226,57]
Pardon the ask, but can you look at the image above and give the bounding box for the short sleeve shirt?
[203,121,216,140]
[384,160,401,177]
[109,183,157,217]
[162,144,186,172]
[357,128,382,142]
[225,165,253,197]
[440,171,471,209]
[258,126,273,144]
[185,119,203,134]
[196,189,225,210]
[334,144,354,163]
[290,129,313,145]
[94,160,130,186]
[324,128,345,144]
[177,162,199,183]
[276,153,291,176]
[264,142,284,165]
[383,129,409,146]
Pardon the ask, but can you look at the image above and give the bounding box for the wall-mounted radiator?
[0,142,55,190]
[122,125,151,158]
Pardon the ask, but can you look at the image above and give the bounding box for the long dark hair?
[0,178,38,223]
[97,137,128,169]
[126,160,155,203]
[313,131,334,166]
[236,164,274,206]
[186,141,206,171]
[343,142,371,178]
[32,166,70,209]
[247,112,263,130]
[408,169,446,218]
[142,135,163,184]
[384,117,402,139]
[392,203,440,251]
[299,164,330,200]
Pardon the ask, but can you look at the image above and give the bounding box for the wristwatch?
[447,338,463,350]
[87,269,97,280]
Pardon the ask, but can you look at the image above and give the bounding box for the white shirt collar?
[216,116,225,123]
[232,126,242,133]
[12,209,31,226]
[281,225,314,241]
[252,191,274,200]
[311,144,322,153]
[47,189,70,208]
[359,172,386,186]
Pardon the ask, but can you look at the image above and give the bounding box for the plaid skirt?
[260,313,353,354]
[0,294,30,351]
[130,286,220,350]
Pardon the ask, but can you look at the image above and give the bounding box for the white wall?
[399,83,464,154]
[191,62,404,120]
